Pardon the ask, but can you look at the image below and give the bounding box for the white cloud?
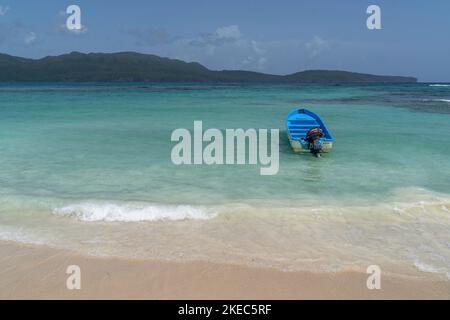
[257,57,268,69]
[251,40,266,55]
[172,25,272,70]
[305,36,329,59]
[189,25,242,47]
[24,31,36,44]
[215,25,242,41]
[0,5,9,16]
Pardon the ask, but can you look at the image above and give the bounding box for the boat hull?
[286,108,334,153]
[288,137,333,153]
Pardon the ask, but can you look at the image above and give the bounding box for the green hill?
[0,52,417,83]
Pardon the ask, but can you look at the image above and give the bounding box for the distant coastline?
[0,51,417,83]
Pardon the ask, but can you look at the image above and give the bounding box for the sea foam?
[413,260,450,279]
[53,202,216,222]
[429,84,450,87]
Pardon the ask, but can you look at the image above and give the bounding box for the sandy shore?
[0,240,448,299]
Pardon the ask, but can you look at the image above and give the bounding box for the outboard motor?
[305,127,324,157]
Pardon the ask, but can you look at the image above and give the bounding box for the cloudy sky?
[0,0,449,81]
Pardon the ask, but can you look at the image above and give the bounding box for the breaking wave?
[53,202,216,222]
[414,260,450,279]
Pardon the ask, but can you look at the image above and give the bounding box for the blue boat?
[285,108,334,153]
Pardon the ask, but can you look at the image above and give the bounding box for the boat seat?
[287,119,319,139]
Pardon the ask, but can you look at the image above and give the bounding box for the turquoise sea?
[0,82,449,278]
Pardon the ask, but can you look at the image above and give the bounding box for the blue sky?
[0,0,449,81]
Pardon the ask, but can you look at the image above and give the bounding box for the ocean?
[0,82,449,279]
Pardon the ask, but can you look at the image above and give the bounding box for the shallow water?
[0,82,449,278]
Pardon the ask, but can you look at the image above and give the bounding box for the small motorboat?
[285,108,334,155]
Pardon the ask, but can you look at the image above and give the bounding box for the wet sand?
[0,240,448,299]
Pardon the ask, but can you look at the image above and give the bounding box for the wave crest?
[53,202,216,222]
